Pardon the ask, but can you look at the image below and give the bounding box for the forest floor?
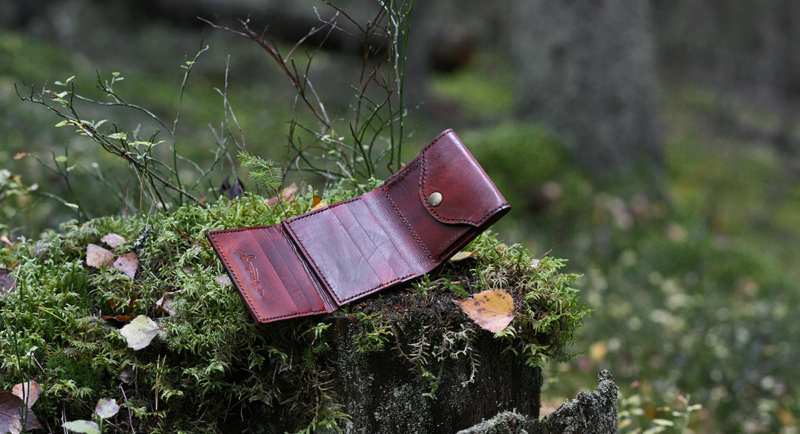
[2,4,800,432]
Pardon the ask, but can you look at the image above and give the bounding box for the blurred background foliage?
[2,0,800,432]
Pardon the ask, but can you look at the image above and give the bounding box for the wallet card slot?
[345,198,415,279]
[256,228,318,315]
[287,207,385,304]
[212,228,327,322]
[330,201,403,285]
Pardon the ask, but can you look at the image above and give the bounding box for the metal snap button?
[428,192,442,207]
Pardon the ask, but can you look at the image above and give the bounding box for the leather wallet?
[207,129,510,323]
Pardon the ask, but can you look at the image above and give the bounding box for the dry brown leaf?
[454,289,515,333]
[0,269,16,297]
[265,183,298,206]
[86,244,114,269]
[101,233,126,249]
[0,391,41,433]
[215,275,231,286]
[11,381,41,409]
[311,195,323,207]
[155,291,181,315]
[113,252,138,279]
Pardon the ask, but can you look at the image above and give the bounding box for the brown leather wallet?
[207,129,510,323]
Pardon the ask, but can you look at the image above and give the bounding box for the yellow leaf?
[310,200,328,211]
[454,289,515,333]
[450,251,477,262]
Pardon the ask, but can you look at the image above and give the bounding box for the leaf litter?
[0,380,42,433]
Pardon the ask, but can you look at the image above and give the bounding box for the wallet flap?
[419,130,508,227]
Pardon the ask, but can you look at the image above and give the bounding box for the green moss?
[0,183,586,432]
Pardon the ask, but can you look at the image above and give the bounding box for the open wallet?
[206,129,510,323]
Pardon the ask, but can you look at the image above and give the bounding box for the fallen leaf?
[119,315,160,350]
[95,397,119,419]
[454,289,515,333]
[128,292,138,307]
[0,236,12,249]
[118,368,135,384]
[62,420,100,434]
[11,381,41,408]
[449,251,477,262]
[0,269,16,297]
[101,233,126,249]
[155,291,181,315]
[311,195,323,207]
[266,183,298,206]
[0,391,41,433]
[113,252,138,279]
[310,200,328,211]
[86,244,114,269]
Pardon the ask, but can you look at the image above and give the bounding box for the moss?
[0,184,587,433]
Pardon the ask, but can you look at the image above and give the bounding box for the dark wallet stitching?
[209,228,327,323]
[381,160,434,261]
[285,199,413,305]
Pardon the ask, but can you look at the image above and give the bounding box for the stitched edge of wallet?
[208,227,328,323]
[380,159,434,261]
[285,199,415,305]
[418,131,510,226]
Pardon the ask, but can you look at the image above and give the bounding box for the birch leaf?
[455,289,515,333]
[86,244,114,269]
[119,315,160,350]
[62,420,100,434]
[11,381,40,408]
[0,392,41,433]
[95,397,119,419]
[113,252,138,279]
[101,233,125,249]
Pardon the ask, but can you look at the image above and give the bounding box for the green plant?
[16,52,212,218]
[203,0,418,188]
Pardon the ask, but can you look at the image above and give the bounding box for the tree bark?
[511,0,662,179]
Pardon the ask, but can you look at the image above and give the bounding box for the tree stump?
[455,371,619,434]
[323,317,543,433]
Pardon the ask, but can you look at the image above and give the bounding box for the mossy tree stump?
[0,196,588,433]
[323,306,543,433]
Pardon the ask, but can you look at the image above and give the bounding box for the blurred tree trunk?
[510,0,662,180]
[654,0,800,100]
